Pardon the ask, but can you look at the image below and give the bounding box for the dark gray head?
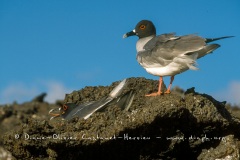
[123,20,156,39]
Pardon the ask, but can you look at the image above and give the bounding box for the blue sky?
[0,0,240,105]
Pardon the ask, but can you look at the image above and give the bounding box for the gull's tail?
[206,36,234,43]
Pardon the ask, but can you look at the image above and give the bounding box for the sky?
[0,0,240,105]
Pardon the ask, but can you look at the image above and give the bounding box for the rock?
[198,135,240,160]
[0,146,12,160]
[1,77,240,159]
[0,99,60,160]
[32,93,47,103]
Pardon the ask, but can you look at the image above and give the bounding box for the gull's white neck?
[136,35,155,52]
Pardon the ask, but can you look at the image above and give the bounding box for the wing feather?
[138,34,207,68]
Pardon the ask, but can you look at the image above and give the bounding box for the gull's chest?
[136,36,155,53]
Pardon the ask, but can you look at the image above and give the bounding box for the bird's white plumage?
[145,64,186,76]
[144,55,198,76]
[136,35,155,52]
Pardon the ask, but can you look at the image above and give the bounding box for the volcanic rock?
[1,77,240,159]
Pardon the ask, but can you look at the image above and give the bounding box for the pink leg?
[145,77,163,97]
[165,76,174,94]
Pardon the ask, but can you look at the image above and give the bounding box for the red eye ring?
[140,25,146,30]
[63,104,68,111]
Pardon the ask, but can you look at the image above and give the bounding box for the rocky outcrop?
[2,77,240,159]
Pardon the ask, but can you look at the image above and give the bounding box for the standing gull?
[123,20,233,96]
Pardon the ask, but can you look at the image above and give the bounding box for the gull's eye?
[63,104,68,111]
[139,24,146,30]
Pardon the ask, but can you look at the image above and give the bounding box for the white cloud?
[0,83,39,104]
[0,80,73,104]
[212,81,240,106]
[43,81,72,103]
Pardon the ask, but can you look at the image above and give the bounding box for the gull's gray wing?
[69,96,113,120]
[64,79,128,120]
[137,34,208,68]
[143,33,179,51]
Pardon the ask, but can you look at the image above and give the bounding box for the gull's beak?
[123,29,136,38]
[49,108,61,120]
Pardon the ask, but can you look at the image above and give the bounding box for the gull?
[123,20,233,96]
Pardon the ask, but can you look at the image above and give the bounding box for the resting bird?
[123,20,233,96]
[49,79,135,120]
